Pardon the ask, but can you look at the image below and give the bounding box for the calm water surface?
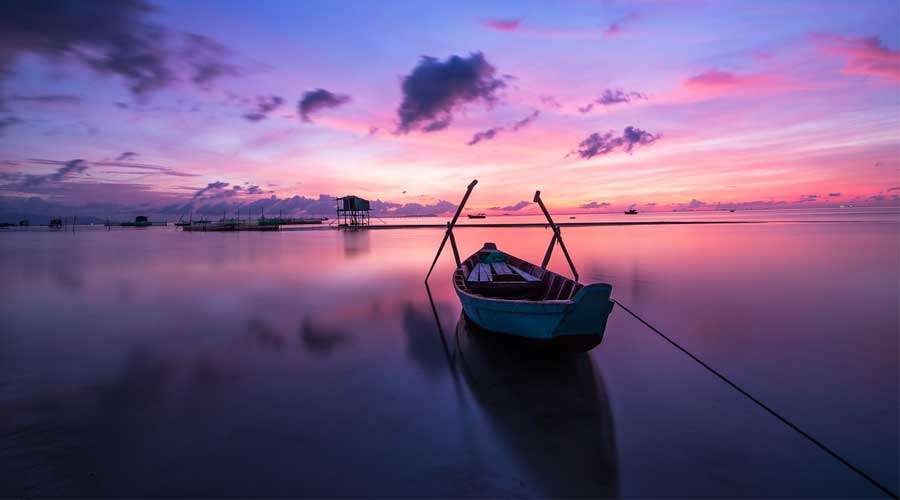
[1,209,898,497]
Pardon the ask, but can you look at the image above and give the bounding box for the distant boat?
[455,242,614,351]
[467,213,487,219]
[729,209,736,213]
[569,216,576,219]
[624,208,638,215]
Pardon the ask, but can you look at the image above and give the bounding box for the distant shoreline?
[281,220,765,231]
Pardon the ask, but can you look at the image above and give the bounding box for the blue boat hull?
[455,282,615,351]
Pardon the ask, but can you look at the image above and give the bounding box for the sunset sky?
[0,0,898,217]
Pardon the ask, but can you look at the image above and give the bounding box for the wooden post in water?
[447,222,460,266]
[533,190,579,282]
[425,179,477,282]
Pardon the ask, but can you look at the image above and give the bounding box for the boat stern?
[552,283,615,345]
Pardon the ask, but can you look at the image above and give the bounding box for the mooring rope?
[613,299,898,499]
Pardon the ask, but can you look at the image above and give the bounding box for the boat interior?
[454,243,584,301]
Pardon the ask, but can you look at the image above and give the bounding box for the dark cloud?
[568,126,660,160]
[828,192,841,197]
[887,187,900,192]
[23,159,88,187]
[243,95,284,122]
[467,126,503,146]
[245,112,269,123]
[604,12,640,38]
[0,116,21,135]
[116,152,137,161]
[604,24,623,37]
[395,52,506,133]
[93,160,196,177]
[182,33,238,86]
[539,95,562,109]
[511,110,540,131]
[687,199,706,208]
[298,89,350,122]
[485,19,521,32]
[466,109,539,145]
[580,201,610,209]
[422,116,451,132]
[246,185,263,195]
[11,94,81,104]
[192,181,229,200]
[0,0,236,98]
[579,89,647,113]
[190,193,457,218]
[499,200,530,211]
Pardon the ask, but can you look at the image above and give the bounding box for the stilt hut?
[336,195,370,227]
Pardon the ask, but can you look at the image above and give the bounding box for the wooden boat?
[624,208,638,215]
[467,213,487,219]
[454,243,614,351]
[426,180,615,351]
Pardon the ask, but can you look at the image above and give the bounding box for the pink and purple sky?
[0,0,898,219]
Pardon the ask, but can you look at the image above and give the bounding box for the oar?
[425,179,478,282]
[533,190,579,282]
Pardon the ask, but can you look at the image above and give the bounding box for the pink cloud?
[484,19,521,32]
[813,33,900,81]
[682,69,790,97]
[686,70,754,87]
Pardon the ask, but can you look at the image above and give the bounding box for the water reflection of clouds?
[0,347,242,497]
[2,222,894,495]
[299,317,351,356]
[246,317,286,351]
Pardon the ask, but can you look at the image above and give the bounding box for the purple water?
[1,208,897,497]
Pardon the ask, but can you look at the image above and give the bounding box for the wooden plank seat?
[467,262,493,282]
[490,262,520,282]
[508,264,541,282]
[465,259,544,299]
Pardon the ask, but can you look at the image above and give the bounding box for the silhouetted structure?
[336,196,370,227]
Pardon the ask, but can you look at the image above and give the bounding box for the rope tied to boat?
[613,299,898,499]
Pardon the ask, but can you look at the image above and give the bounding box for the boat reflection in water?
[427,281,619,497]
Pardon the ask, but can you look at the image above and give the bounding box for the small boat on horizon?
[467,213,487,219]
[624,208,638,215]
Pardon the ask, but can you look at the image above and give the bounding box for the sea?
[1,207,897,497]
